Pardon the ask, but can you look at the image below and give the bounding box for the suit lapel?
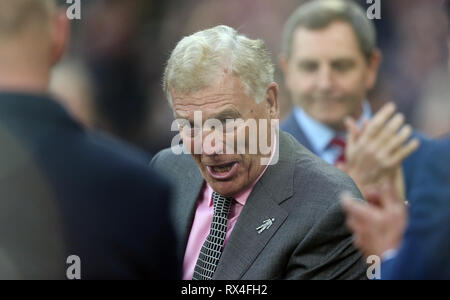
[213,133,295,279]
[172,156,204,261]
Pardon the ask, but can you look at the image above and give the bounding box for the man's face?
[172,74,278,197]
[282,21,380,130]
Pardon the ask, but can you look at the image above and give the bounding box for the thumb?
[345,117,360,145]
[364,186,383,207]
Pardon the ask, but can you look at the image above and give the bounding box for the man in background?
[0,0,178,279]
[280,0,423,200]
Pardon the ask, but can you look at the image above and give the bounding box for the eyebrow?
[331,57,356,63]
[297,55,356,62]
[175,108,243,126]
[211,108,242,121]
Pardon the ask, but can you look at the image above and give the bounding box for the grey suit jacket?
[151,130,367,280]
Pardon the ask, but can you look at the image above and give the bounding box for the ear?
[265,82,279,119]
[366,49,382,90]
[50,9,71,66]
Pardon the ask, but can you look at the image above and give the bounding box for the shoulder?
[404,134,449,195]
[279,133,365,279]
[294,155,360,223]
[403,131,432,170]
[61,130,170,197]
[277,131,362,228]
[408,138,450,204]
[428,138,450,166]
[283,131,361,204]
[79,131,152,176]
[86,131,152,166]
[420,138,450,179]
[150,145,198,180]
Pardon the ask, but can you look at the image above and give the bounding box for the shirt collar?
[206,177,256,207]
[294,100,373,153]
[360,100,373,125]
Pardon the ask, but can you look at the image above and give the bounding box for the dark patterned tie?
[192,192,233,280]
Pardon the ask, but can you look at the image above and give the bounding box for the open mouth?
[206,161,239,180]
[211,162,235,173]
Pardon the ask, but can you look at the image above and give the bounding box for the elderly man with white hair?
[151,25,367,280]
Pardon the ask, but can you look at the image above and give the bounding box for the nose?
[202,129,224,156]
[316,65,333,92]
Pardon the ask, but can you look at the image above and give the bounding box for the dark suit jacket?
[381,138,450,279]
[281,112,430,201]
[0,92,179,280]
[151,130,367,280]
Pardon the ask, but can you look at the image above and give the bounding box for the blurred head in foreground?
[0,0,69,93]
[50,58,97,128]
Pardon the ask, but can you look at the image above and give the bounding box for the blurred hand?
[337,102,419,200]
[341,182,408,258]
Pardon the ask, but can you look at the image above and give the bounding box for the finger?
[348,118,369,159]
[341,194,374,223]
[381,124,413,156]
[346,212,370,234]
[352,234,364,251]
[362,102,397,140]
[374,113,405,150]
[347,119,372,168]
[361,120,369,133]
[386,138,420,167]
[350,139,380,179]
[347,217,374,257]
[364,187,383,207]
[346,217,361,234]
[345,117,360,145]
[344,118,361,165]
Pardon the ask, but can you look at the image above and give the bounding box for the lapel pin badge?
[256,218,275,234]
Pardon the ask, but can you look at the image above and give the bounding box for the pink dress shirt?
[182,141,277,280]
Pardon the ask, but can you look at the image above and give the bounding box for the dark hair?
[282,0,377,60]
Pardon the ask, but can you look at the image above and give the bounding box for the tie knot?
[212,192,233,215]
[330,136,346,149]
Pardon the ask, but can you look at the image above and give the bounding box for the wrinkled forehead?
[291,21,365,61]
[172,74,255,121]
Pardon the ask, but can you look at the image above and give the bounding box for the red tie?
[330,137,346,165]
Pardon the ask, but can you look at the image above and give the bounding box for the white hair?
[163,25,274,107]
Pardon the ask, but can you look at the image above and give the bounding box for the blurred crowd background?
[51,0,450,155]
